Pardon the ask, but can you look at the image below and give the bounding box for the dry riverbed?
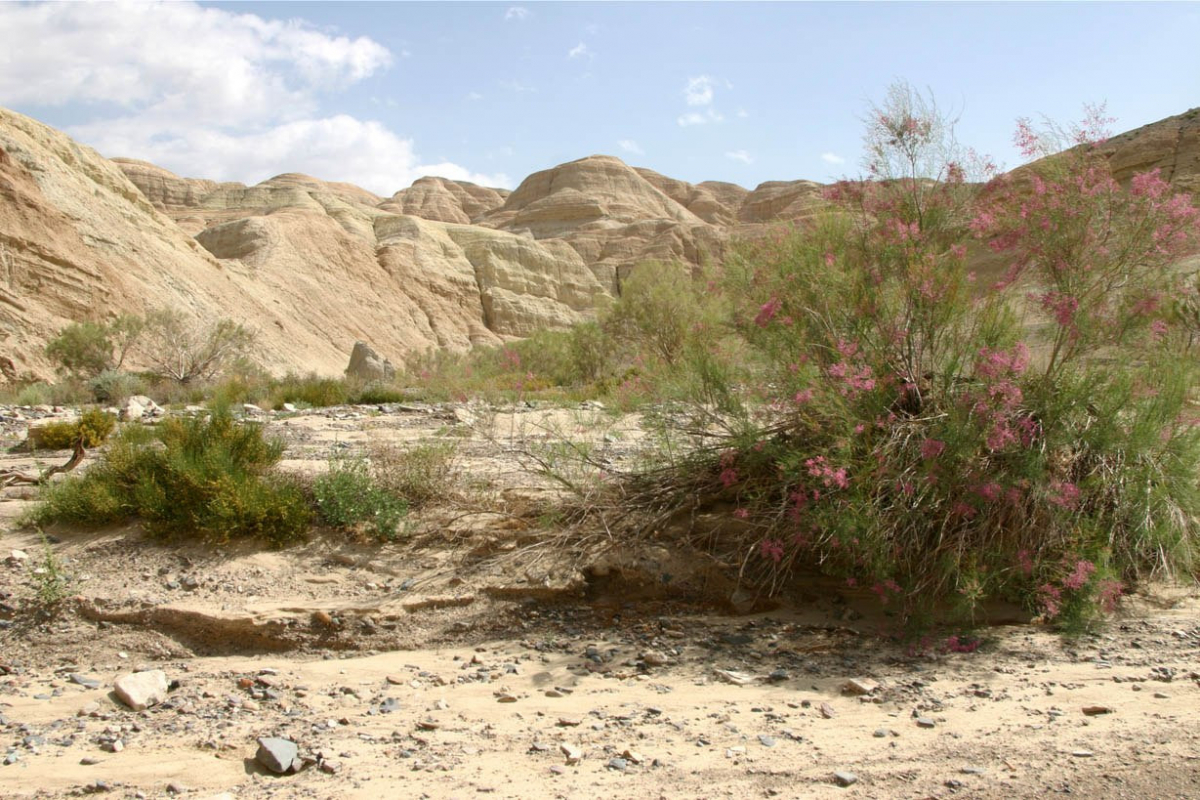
[1,403,1198,799]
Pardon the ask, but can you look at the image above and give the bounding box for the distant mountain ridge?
[0,105,1196,379]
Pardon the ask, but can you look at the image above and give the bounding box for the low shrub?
[272,373,350,409]
[30,409,116,451]
[34,407,310,546]
[369,440,459,507]
[89,369,146,405]
[349,383,408,405]
[313,455,407,540]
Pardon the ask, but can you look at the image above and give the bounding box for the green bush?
[272,373,350,409]
[45,315,143,379]
[90,369,146,405]
[30,410,116,450]
[313,455,407,540]
[35,408,310,546]
[642,85,1200,628]
[349,383,408,405]
[369,440,458,507]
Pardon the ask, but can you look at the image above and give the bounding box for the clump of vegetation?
[29,409,116,451]
[44,315,143,380]
[34,407,310,546]
[598,84,1200,629]
[368,440,459,508]
[140,309,257,385]
[313,454,408,540]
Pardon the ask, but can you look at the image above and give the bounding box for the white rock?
[113,670,169,711]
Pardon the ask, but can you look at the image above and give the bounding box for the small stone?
[319,760,342,775]
[8,549,29,563]
[842,678,879,696]
[819,702,837,719]
[1153,692,1169,699]
[607,757,628,771]
[915,717,936,728]
[714,669,755,686]
[873,728,888,738]
[166,783,188,794]
[495,693,517,703]
[256,737,301,774]
[113,670,169,711]
[641,651,669,667]
[108,740,124,753]
[622,749,644,764]
[70,673,101,689]
[767,668,790,682]
[544,689,564,698]
[1082,705,1113,716]
[557,717,582,727]
[549,765,566,775]
[80,757,101,765]
[961,766,986,775]
[758,734,777,748]
[1071,749,1095,758]
[560,743,582,764]
[834,771,859,787]
[385,675,404,686]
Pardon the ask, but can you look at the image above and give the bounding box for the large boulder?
[345,341,395,382]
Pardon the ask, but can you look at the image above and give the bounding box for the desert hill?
[0,105,1197,380]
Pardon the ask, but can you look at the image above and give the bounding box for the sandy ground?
[1,404,1199,799]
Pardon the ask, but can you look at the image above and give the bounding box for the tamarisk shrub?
[704,84,1200,628]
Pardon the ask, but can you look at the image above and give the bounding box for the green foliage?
[89,369,146,405]
[45,322,113,379]
[271,373,350,409]
[638,85,1200,628]
[349,382,408,405]
[34,408,310,546]
[313,455,407,540]
[32,532,72,611]
[44,315,144,379]
[369,440,459,507]
[30,410,116,450]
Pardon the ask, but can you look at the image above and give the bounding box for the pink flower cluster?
[805,456,850,489]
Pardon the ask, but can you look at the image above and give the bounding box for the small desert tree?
[141,309,256,385]
[44,314,144,379]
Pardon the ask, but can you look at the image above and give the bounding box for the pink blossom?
[1016,549,1034,576]
[1049,481,1081,510]
[794,388,815,405]
[755,297,782,328]
[1038,583,1063,618]
[1131,168,1170,199]
[1062,559,1096,591]
[734,508,750,519]
[719,468,739,488]
[759,539,784,563]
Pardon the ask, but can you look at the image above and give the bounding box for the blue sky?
[0,1,1196,195]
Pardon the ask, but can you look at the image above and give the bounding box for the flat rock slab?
[113,670,169,711]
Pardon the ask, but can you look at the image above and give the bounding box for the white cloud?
[0,2,391,124]
[677,75,728,127]
[677,109,725,127]
[821,152,846,165]
[618,139,644,155]
[72,114,510,193]
[499,79,536,94]
[0,2,499,195]
[467,91,484,101]
[684,75,716,107]
[725,149,753,165]
[737,108,750,119]
[568,42,592,59]
[505,6,530,21]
